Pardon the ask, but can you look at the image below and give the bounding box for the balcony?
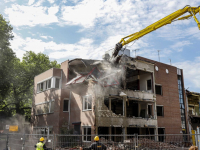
[97,116,157,127]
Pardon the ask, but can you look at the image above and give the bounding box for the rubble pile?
[99,104,120,117]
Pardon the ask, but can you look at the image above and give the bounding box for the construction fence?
[0,133,199,150]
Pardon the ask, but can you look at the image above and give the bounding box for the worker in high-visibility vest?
[34,137,47,150]
[80,136,107,150]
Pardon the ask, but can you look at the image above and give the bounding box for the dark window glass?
[148,105,152,116]
[157,106,164,116]
[63,100,69,111]
[147,80,152,90]
[155,85,162,95]
[40,83,44,91]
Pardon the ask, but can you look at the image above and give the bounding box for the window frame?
[37,76,61,93]
[37,77,52,93]
[63,99,69,112]
[35,99,55,115]
[157,105,164,117]
[82,95,92,111]
[55,77,61,89]
[155,84,162,95]
[82,126,91,142]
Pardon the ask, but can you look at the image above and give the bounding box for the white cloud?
[10,32,97,60]
[4,0,15,3]
[5,4,59,27]
[47,0,55,4]
[28,0,35,5]
[40,35,53,39]
[171,41,192,52]
[174,58,200,90]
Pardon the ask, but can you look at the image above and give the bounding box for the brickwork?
[137,56,187,134]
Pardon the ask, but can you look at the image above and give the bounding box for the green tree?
[5,51,60,117]
[0,14,15,117]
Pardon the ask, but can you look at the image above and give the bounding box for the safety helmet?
[40,137,44,142]
[94,136,99,141]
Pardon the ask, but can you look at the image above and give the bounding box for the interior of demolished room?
[104,98,155,119]
[124,67,153,93]
[98,126,155,141]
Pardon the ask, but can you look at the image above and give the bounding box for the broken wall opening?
[125,68,153,93]
[98,127,109,140]
[104,98,123,116]
[111,99,123,115]
[127,101,138,117]
[112,127,123,142]
[127,127,139,135]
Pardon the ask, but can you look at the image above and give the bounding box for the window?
[63,99,69,112]
[83,95,92,111]
[37,77,61,93]
[37,82,44,92]
[55,78,60,88]
[83,127,91,141]
[37,78,52,93]
[46,79,51,89]
[157,106,164,116]
[35,100,55,115]
[147,79,152,90]
[155,85,162,95]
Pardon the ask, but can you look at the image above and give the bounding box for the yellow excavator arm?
[112,5,200,58]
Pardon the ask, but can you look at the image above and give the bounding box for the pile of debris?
[99,137,189,149]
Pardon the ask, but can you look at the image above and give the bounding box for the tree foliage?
[0,14,60,119]
[1,51,60,118]
[0,14,16,117]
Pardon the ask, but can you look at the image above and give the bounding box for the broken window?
[83,95,92,111]
[155,85,162,95]
[157,106,164,116]
[83,126,91,141]
[63,99,69,112]
[147,79,152,90]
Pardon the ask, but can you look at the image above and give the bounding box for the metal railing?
[0,133,199,150]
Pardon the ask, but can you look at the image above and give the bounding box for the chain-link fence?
[0,133,199,150]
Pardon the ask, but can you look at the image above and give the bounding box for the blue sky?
[1,0,200,92]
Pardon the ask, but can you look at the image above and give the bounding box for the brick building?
[32,53,188,140]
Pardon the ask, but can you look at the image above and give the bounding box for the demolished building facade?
[32,53,188,140]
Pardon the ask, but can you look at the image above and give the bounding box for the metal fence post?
[22,134,25,150]
[136,133,138,150]
[134,134,136,150]
[6,133,9,150]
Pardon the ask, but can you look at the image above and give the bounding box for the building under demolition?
[186,90,200,133]
[32,52,188,141]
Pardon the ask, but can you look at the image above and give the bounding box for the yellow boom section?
[120,5,200,46]
[112,5,200,57]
